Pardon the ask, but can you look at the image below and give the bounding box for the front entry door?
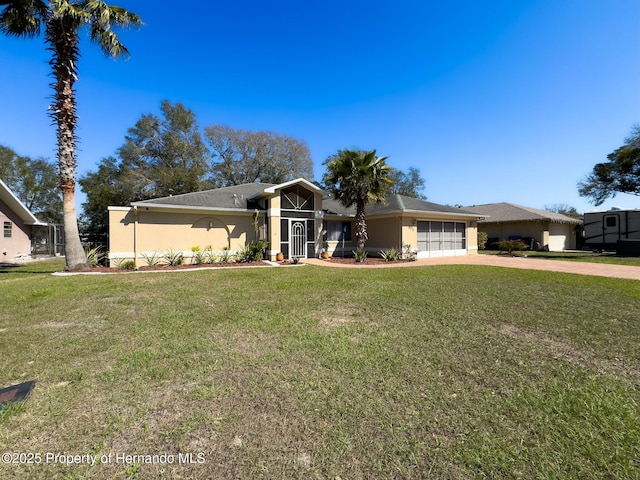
[290,220,307,259]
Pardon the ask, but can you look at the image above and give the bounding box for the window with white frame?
[417,221,466,251]
[323,221,351,242]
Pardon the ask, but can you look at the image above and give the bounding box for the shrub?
[353,248,368,263]
[164,249,184,266]
[218,246,232,264]
[401,243,416,260]
[237,240,268,263]
[191,246,206,265]
[113,257,135,270]
[379,248,399,261]
[498,239,527,256]
[86,247,104,267]
[477,231,488,250]
[118,259,136,270]
[203,246,215,264]
[140,252,161,267]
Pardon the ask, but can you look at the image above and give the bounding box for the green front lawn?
[1,259,638,479]
[481,249,640,266]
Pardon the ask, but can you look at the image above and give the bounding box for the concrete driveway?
[303,255,640,281]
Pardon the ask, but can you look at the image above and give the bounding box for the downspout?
[133,205,138,269]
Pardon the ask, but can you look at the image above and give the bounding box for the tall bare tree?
[0,0,142,270]
[205,124,314,186]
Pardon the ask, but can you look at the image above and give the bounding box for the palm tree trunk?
[47,16,89,271]
[355,196,368,251]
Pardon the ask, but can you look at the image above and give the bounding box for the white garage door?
[548,223,569,251]
[417,221,467,258]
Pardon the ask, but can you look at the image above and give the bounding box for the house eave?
[127,203,254,215]
[0,178,44,225]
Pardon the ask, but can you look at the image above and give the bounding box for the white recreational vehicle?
[583,208,640,250]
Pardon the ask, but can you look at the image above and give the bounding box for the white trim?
[0,178,46,225]
[261,178,323,195]
[416,249,468,259]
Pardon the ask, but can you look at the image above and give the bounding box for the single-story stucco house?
[464,202,582,251]
[108,178,484,265]
[0,178,47,262]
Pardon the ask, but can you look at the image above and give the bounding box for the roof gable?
[0,179,45,225]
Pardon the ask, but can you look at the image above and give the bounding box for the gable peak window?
[281,186,314,211]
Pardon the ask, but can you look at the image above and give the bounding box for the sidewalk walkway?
[303,255,640,281]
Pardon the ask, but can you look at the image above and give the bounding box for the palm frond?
[0,0,47,37]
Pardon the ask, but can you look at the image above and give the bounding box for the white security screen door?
[290,221,306,258]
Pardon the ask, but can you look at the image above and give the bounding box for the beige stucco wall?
[109,207,255,266]
[480,221,575,251]
[0,198,32,261]
[466,222,479,254]
[367,216,401,251]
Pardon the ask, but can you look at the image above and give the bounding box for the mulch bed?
[318,257,416,266]
[89,261,270,273]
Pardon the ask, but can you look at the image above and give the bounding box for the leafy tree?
[578,125,640,205]
[544,203,581,219]
[0,145,62,222]
[205,124,313,186]
[0,0,142,271]
[79,156,132,244]
[80,102,210,241]
[323,149,393,259]
[118,101,210,198]
[388,166,426,199]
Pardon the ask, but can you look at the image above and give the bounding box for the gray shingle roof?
[132,183,275,210]
[465,202,582,224]
[324,194,481,218]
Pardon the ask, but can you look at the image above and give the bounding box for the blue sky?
[1,0,639,213]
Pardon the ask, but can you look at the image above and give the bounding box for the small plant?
[236,244,253,263]
[379,248,399,261]
[353,248,368,263]
[164,249,184,266]
[401,243,417,260]
[191,246,206,265]
[498,239,527,256]
[86,247,104,267]
[477,231,488,250]
[203,245,215,264]
[292,256,300,264]
[118,259,136,270]
[218,246,232,264]
[237,240,268,263]
[140,252,161,267]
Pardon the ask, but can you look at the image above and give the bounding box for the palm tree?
[0,1,142,271]
[323,149,393,260]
